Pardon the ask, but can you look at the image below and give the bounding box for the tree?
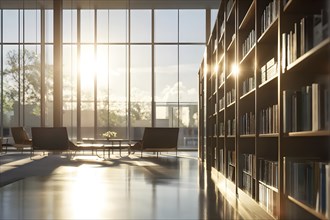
[2,49,52,125]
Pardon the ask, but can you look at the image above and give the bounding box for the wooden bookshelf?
[198,0,329,219]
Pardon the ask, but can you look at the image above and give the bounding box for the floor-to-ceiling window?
[1,1,219,149]
[1,5,54,137]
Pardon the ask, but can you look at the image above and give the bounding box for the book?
[301,86,312,131]
[283,90,293,133]
[326,164,330,218]
[291,91,302,132]
[312,83,320,131]
[282,33,286,73]
[313,14,323,47]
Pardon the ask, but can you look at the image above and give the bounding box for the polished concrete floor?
[0,152,270,219]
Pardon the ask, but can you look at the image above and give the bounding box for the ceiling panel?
[0,0,220,9]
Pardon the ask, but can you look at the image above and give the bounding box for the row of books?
[219,96,225,111]
[242,172,255,196]
[241,75,255,96]
[227,118,236,136]
[261,58,277,84]
[241,153,256,176]
[259,158,278,189]
[219,149,224,173]
[220,20,225,39]
[242,29,256,58]
[282,10,329,69]
[226,0,235,17]
[259,104,279,134]
[260,0,278,35]
[259,182,278,218]
[228,150,236,182]
[283,84,330,133]
[228,150,236,165]
[226,88,236,105]
[219,122,224,137]
[240,112,255,135]
[219,72,225,86]
[228,165,235,182]
[285,158,330,217]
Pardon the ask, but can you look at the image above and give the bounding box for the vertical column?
[77,9,81,140]
[0,10,3,136]
[53,0,63,127]
[41,8,45,126]
[151,9,155,128]
[94,9,97,139]
[206,9,210,46]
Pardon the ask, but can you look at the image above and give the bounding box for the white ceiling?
[0,0,220,9]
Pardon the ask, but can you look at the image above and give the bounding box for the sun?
[79,46,111,93]
[80,47,96,91]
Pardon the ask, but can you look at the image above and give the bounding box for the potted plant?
[101,131,117,140]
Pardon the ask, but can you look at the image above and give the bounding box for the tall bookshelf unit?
[198,0,330,219]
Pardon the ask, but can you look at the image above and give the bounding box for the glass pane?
[179,45,204,103]
[97,10,109,43]
[130,45,152,136]
[79,45,96,138]
[3,45,19,129]
[63,45,77,139]
[81,10,95,43]
[23,45,41,127]
[96,45,109,134]
[80,45,95,101]
[45,10,54,43]
[154,10,178,43]
[0,11,2,42]
[155,45,178,127]
[179,10,205,43]
[178,45,204,149]
[211,9,218,31]
[130,10,151,43]
[109,10,128,43]
[45,45,54,127]
[109,45,128,137]
[24,10,41,43]
[3,10,19,43]
[63,10,77,43]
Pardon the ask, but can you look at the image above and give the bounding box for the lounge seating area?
[2,127,180,160]
[11,127,32,153]
[131,127,179,157]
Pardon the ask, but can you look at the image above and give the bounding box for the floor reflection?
[0,153,243,219]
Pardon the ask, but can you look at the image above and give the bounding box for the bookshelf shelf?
[239,0,255,30]
[285,38,330,74]
[227,101,235,108]
[226,0,236,22]
[227,71,233,79]
[199,0,329,219]
[258,75,277,89]
[287,196,327,220]
[287,130,330,137]
[240,88,255,100]
[240,134,256,138]
[258,180,278,193]
[219,82,225,89]
[218,53,225,63]
[227,35,236,51]
[240,44,255,64]
[259,133,279,138]
[258,18,278,44]
[242,170,253,176]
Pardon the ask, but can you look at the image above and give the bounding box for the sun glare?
[80,51,96,90]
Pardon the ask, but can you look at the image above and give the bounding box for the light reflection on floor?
[0,153,244,219]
